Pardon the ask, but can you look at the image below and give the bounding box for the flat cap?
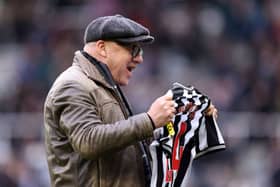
[84,14,154,45]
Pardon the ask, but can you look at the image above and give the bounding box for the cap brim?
[114,35,154,45]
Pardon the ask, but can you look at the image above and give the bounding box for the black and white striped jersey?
[149,82,226,187]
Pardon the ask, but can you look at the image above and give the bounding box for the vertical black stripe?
[205,115,220,147]
[156,146,164,187]
[173,115,181,134]
[173,138,195,186]
[194,120,201,154]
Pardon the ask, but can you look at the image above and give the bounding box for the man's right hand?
[147,92,176,129]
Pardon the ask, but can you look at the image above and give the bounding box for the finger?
[164,91,173,100]
[204,105,216,116]
[205,109,214,116]
[168,113,174,121]
[165,90,173,97]
[214,113,218,119]
[206,108,218,118]
[213,108,218,119]
[205,103,214,111]
[205,108,213,115]
[170,107,176,114]
[166,100,176,107]
[171,101,177,107]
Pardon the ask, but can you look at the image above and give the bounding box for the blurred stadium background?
[0,0,280,186]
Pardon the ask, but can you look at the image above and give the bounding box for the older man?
[44,15,216,187]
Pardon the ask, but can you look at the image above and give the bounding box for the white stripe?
[183,102,208,147]
[212,115,225,144]
[150,141,159,187]
[198,117,208,151]
[162,153,167,187]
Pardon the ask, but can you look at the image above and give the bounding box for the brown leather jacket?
[44,51,154,187]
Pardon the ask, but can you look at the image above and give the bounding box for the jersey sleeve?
[195,115,226,159]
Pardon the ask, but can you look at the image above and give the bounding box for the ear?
[96,40,107,57]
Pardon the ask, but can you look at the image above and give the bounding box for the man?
[44,14,217,187]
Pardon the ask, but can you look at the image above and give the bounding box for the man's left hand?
[204,103,218,119]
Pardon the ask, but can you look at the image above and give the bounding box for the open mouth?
[127,66,135,72]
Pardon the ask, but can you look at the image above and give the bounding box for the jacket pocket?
[100,100,125,124]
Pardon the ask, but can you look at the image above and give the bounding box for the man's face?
[105,41,144,86]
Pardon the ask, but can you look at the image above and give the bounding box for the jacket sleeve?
[51,81,154,159]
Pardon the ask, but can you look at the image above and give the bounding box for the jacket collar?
[73,50,133,117]
[73,50,114,89]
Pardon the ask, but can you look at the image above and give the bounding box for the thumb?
[165,90,178,108]
[165,90,173,99]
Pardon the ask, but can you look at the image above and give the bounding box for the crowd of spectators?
[0,0,279,186]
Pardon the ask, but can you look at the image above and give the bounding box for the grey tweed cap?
[84,14,154,45]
